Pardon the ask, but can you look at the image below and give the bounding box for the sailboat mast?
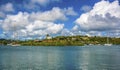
[13,24,15,40]
[107,36,109,44]
[104,32,112,46]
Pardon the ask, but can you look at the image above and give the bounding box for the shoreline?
[0,35,120,46]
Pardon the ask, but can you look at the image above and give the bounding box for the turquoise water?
[0,45,120,70]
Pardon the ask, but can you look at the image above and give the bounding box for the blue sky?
[0,0,120,39]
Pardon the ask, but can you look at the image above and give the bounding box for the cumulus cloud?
[2,12,29,31]
[64,7,78,16]
[30,7,67,22]
[81,5,92,12]
[61,29,74,36]
[24,0,60,10]
[75,0,120,36]
[0,3,14,18]
[25,20,64,35]
[31,0,59,6]
[0,6,78,39]
[0,12,5,18]
[30,7,77,22]
[1,12,64,39]
[0,3,14,12]
[0,6,77,39]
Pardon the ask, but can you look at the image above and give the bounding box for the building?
[46,34,52,39]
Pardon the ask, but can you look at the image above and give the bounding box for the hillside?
[0,35,120,46]
[17,35,120,46]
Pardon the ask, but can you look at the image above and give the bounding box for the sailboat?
[7,34,21,46]
[104,33,112,46]
[7,24,21,46]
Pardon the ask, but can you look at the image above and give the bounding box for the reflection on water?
[0,46,120,70]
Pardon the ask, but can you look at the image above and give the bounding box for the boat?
[7,43,21,46]
[7,24,21,46]
[11,44,21,46]
[104,34,112,46]
[104,44,112,46]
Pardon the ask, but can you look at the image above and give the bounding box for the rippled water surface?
[0,45,120,70]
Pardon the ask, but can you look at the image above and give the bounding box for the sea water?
[0,45,120,70]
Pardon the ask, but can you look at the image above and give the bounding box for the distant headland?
[0,35,120,46]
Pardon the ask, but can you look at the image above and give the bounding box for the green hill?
[0,35,120,46]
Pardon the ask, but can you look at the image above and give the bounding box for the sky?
[0,0,120,40]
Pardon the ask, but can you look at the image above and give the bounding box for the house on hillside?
[72,37,77,41]
[46,34,52,39]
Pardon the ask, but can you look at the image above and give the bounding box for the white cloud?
[61,29,75,36]
[23,0,61,11]
[30,7,67,22]
[64,7,78,16]
[72,25,79,31]
[1,10,64,39]
[0,12,5,18]
[30,7,77,22]
[75,0,120,36]
[2,12,29,31]
[24,0,60,10]
[81,5,92,12]
[0,3,14,12]
[23,2,38,10]
[0,5,77,39]
[0,3,14,18]
[61,29,71,36]
[31,0,60,6]
[31,0,49,6]
[25,20,64,35]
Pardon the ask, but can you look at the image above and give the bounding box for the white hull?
[104,44,112,46]
[7,43,21,46]
[11,44,21,46]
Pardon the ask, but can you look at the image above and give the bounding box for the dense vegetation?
[0,35,120,46]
